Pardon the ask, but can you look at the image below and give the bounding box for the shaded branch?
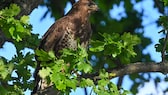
[82,62,168,81]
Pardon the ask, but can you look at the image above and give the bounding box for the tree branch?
[82,62,168,81]
[0,0,43,17]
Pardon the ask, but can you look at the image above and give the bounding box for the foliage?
[155,16,168,60]
[0,4,30,42]
[0,0,168,95]
[90,32,140,63]
[0,4,39,95]
[163,0,168,6]
[36,47,131,94]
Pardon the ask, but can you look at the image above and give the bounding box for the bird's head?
[73,0,99,14]
[81,0,99,12]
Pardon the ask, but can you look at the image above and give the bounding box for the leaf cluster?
[90,32,140,64]
[155,16,168,60]
[35,46,130,95]
[0,52,35,95]
[0,4,31,42]
[0,4,40,94]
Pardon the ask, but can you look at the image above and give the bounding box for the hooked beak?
[89,1,99,12]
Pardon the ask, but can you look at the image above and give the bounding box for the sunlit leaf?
[77,62,92,73]
[39,67,52,79]
[20,15,29,24]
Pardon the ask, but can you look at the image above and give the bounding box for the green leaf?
[8,63,14,73]
[0,70,8,79]
[38,67,52,79]
[61,48,76,57]
[20,15,29,24]
[159,16,168,29]
[50,70,61,82]
[121,33,141,46]
[48,51,56,59]
[121,90,132,95]
[52,60,65,72]
[77,44,88,58]
[1,4,20,17]
[104,44,122,57]
[0,59,14,79]
[155,37,168,53]
[90,40,104,52]
[80,78,94,87]
[77,62,92,73]
[16,23,24,32]
[9,27,15,37]
[163,0,168,6]
[35,49,52,62]
[99,70,109,79]
[98,79,109,87]
[102,33,120,44]
[0,86,8,95]
[66,79,77,90]
[109,82,119,95]
[56,81,66,91]
[15,35,22,42]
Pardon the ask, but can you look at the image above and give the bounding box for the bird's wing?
[39,22,64,51]
[39,16,76,52]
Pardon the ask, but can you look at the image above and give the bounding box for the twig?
[89,88,93,95]
[117,76,124,89]
[69,0,76,5]
[84,88,88,95]
[161,30,168,62]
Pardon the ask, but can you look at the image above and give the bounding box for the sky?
[0,0,167,95]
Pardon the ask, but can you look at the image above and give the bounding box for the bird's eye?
[88,2,94,6]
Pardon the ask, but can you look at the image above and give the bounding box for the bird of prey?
[32,0,98,94]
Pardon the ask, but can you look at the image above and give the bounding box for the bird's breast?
[56,27,77,52]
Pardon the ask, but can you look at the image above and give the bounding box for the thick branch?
[82,62,168,80]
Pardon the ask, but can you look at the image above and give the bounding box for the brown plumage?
[32,0,98,94]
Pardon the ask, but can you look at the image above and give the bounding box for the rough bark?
[82,62,168,81]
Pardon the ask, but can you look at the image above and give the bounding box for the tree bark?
[82,62,168,81]
[0,0,43,16]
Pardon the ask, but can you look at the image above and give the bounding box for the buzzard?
[32,0,98,94]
